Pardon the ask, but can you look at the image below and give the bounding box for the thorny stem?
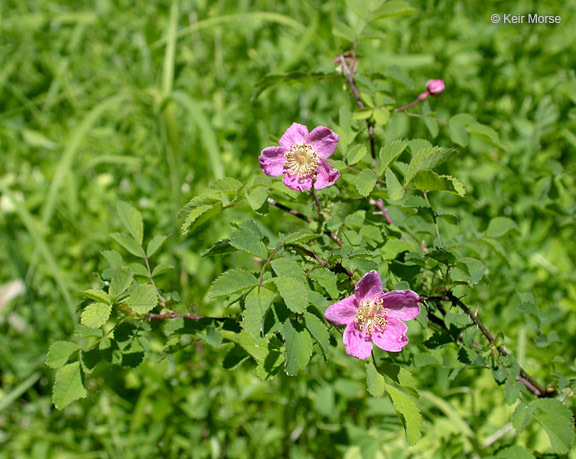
[396,92,429,112]
[310,184,324,231]
[339,53,376,161]
[438,293,553,398]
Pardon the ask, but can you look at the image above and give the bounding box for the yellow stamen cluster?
[354,298,389,336]
[284,143,320,178]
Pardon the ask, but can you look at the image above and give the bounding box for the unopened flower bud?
[426,79,445,96]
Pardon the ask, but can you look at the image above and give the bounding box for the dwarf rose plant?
[31,2,575,457]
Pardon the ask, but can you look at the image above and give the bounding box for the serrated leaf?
[373,107,390,126]
[146,234,169,258]
[467,123,505,150]
[116,201,143,245]
[512,403,534,433]
[310,269,339,298]
[411,170,466,196]
[128,262,149,278]
[386,168,405,201]
[208,269,258,299]
[243,287,276,337]
[46,341,80,369]
[387,385,422,445]
[355,169,377,197]
[179,196,223,234]
[82,289,111,305]
[303,311,331,353]
[366,361,386,397]
[126,284,158,315]
[109,266,133,298]
[353,108,373,120]
[347,145,367,165]
[405,145,455,184]
[332,22,357,42]
[371,0,417,20]
[274,277,308,313]
[449,114,475,147]
[230,227,268,259]
[102,250,123,269]
[284,231,321,245]
[53,362,87,410]
[283,319,313,376]
[531,399,576,454]
[151,263,173,277]
[81,303,112,328]
[485,217,517,238]
[201,239,236,257]
[378,139,407,175]
[271,258,307,284]
[110,232,144,257]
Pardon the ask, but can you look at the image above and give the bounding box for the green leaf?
[82,289,111,305]
[512,403,534,433]
[243,287,276,337]
[208,269,258,299]
[230,227,268,259]
[271,258,307,284]
[109,266,133,298]
[387,385,422,445]
[353,108,373,120]
[179,196,223,234]
[467,123,505,150]
[386,168,405,201]
[81,303,112,328]
[151,263,173,277]
[347,145,367,165]
[531,399,576,454]
[355,169,377,197]
[146,234,169,258]
[411,170,466,196]
[373,107,390,126]
[274,277,308,313]
[332,22,357,42]
[283,319,313,376]
[53,362,87,410]
[310,269,339,298]
[449,114,475,147]
[116,201,143,245]
[485,217,517,238]
[46,341,80,369]
[303,311,331,354]
[371,0,417,20]
[366,361,386,397]
[110,232,143,257]
[378,139,407,175]
[126,284,158,315]
[405,144,455,184]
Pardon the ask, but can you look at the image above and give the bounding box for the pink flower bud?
[426,79,445,96]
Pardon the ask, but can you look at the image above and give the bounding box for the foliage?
[1,0,575,457]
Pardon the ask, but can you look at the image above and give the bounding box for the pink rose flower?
[426,79,445,96]
[259,122,340,191]
[324,271,420,360]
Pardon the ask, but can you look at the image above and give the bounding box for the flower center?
[284,144,320,178]
[354,297,389,335]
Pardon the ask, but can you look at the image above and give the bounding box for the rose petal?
[259,146,288,177]
[282,173,313,191]
[354,270,383,302]
[314,159,340,189]
[383,290,421,321]
[343,322,373,360]
[371,317,408,352]
[308,126,339,159]
[279,123,309,147]
[324,295,357,325]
